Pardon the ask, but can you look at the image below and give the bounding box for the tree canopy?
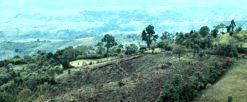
[141,25,158,49]
[101,34,117,56]
[199,26,210,37]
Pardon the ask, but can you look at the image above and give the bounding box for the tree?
[175,32,185,45]
[193,44,200,57]
[54,48,74,69]
[101,34,117,56]
[141,25,158,49]
[229,19,236,32]
[199,26,210,37]
[214,23,226,34]
[125,44,138,55]
[157,40,173,51]
[215,44,238,57]
[161,31,173,40]
[211,28,219,38]
[226,25,231,33]
[190,31,202,48]
[116,44,124,53]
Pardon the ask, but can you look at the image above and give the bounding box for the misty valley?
[0,0,247,102]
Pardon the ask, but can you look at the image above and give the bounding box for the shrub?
[118,53,125,58]
[125,44,138,55]
[80,53,104,59]
[0,61,8,67]
[160,75,193,102]
[157,40,173,51]
[0,68,17,85]
[159,60,232,102]
[139,47,147,53]
[24,73,56,89]
[235,27,242,33]
[237,47,247,54]
[68,69,71,75]
[214,44,238,57]
[211,28,219,38]
[23,55,34,63]
[172,45,186,59]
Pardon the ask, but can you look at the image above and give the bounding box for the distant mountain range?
[0,7,247,41]
[0,5,247,60]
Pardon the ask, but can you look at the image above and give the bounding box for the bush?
[235,27,242,33]
[24,73,56,89]
[0,68,17,85]
[125,44,138,55]
[160,75,185,102]
[0,60,8,67]
[157,40,173,51]
[237,47,247,54]
[118,53,125,58]
[172,45,186,59]
[139,47,147,53]
[159,60,232,102]
[214,44,238,57]
[80,53,104,59]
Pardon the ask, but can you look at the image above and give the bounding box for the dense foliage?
[142,25,158,49]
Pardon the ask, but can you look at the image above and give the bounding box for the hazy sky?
[0,0,247,36]
[0,0,247,10]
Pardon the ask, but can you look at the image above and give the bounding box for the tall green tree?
[54,48,73,69]
[190,31,201,48]
[141,25,158,49]
[229,19,236,32]
[199,26,210,37]
[101,34,117,56]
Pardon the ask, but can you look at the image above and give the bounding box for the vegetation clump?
[142,25,158,49]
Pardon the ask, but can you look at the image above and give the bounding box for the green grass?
[214,31,247,45]
[193,59,247,102]
[215,33,235,44]
[70,57,114,68]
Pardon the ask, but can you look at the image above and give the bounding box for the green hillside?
[194,59,247,102]
[0,23,247,102]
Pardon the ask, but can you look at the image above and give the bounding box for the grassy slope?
[70,57,114,67]
[214,31,247,45]
[194,31,247,102]
[193,59,247,102]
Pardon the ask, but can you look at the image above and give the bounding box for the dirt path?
[193,59,247,102]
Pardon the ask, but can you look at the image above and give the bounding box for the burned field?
[45,52,233,102]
